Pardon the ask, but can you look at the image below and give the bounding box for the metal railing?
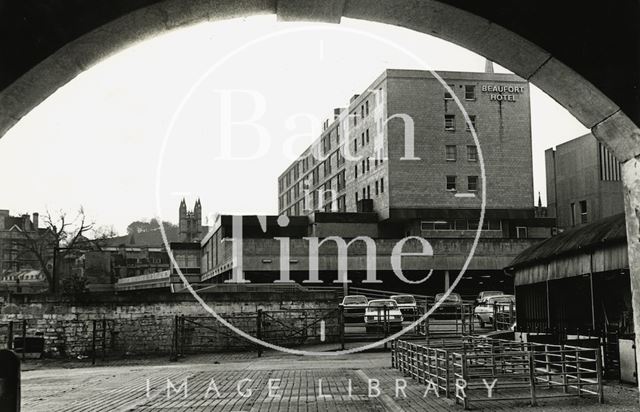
[391,336,604,410]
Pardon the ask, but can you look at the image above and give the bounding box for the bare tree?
[16,208,93,293]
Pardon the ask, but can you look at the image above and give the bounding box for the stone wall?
[0,290,339,358]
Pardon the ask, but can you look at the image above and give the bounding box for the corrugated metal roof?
[508,213,627,269]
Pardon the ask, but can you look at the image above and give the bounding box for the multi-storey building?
[545,133,624,230]
[278,69,542,239]
[199,69,555,296]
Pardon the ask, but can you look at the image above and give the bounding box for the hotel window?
[570,203,576,226]
[361,105,365,119]
[466,115,477,131]
[445,114,455,131]
[375,180,379,195]
[354,165,358,179]
[366,129,370,144]
[324,159,331,176]
[366,158,370,172]
[464,85,476,100]
[580,200,588,224]
[362,188,366,199]
[445,145,457,161]
[361,132,365,146]
[322,135,331,155]
[353,139,358,153]
[380,178,384,193]
[361,159,366,175]
[468,176,478,191]
[365,100,369,116]
[367,185,371,199]
[467,145,478,162]
[444,84,454,100]
[446,175,457,191]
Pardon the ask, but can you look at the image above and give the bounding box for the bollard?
[0,349,20,412]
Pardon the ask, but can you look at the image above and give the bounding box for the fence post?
[102,318,106,361]
[91,319,97,365]
[576,348,582,398]
[256,309,263,358]
[445,351,450,399]
[383,307,388,350]
[561,344,568,393]
[21,320,26,361]
[595,348,604,403]
[7,321,13,350]
[461,353,469,410]
[528,349,537,406]
[170,315,178,362]
[391,340,396,368]
[338,306,345,350]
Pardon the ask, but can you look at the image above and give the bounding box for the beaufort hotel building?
[200,68,554,294]
[278,69,541,240]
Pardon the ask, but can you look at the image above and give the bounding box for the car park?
[474,294,515,327]
[391,294,418,320]
[340,295,368,322]
[364,299,403,333]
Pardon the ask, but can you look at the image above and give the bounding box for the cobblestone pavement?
[21,350,639,411]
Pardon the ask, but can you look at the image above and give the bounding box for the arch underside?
[0,0,638,162]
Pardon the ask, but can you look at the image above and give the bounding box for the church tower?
[178,198,204,242]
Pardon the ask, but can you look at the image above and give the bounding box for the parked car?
[340,295,368,322]
[391,294,418,320]
[432,292,463,318]
[476,290,504,305]
[474,295,515,327]
[364,299,404,333]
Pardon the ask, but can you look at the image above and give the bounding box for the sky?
[0,15,588,234]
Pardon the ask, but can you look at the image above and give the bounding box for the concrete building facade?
[545,133,624,230]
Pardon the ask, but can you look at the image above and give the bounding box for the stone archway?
[0,0,639,391]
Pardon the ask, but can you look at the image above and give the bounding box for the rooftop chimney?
[32,212,39,230]
[484,59,495,73]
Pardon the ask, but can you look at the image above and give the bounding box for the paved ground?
[21,348,639,411]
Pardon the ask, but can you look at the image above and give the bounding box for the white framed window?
[444,114,455,131]
[446,145,457,161]
[468,176,478,191]
[464,85,476,100]
[466,115,477,131]
[467,145,478,162]
[446,175,457,191]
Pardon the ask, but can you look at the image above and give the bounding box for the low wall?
[0,289,339,357]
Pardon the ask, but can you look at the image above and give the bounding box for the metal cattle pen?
[392,336,604,410]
